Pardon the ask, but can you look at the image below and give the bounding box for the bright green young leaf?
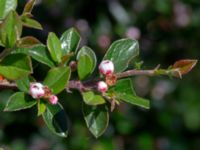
[37,99,46,116]
[0,11,22,48]
[42,103,68,137]
[47,32,62,63]
[21,17,42,30]
[77,55,93,80]
[77,46,97,73]
[83,103,109,138]
[23,0,36,14]
[17,36,41,48]
[0,0,17,19]
[4,92,37,111]
[60,28,81,55]
[82,91,106,105]
[13,44,55,67]
[0,90,14,111]
[43,66,71,94]
[0,54,32,80]
[16,76,30,93]
[103,39,139,73]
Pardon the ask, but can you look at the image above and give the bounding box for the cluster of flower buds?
[29,82,58,105]
[97,60,114,93]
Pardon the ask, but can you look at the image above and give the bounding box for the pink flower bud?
[29,83,45,99]
[49,95,58,105]
[97,81,108,93]
[99,60,114,75]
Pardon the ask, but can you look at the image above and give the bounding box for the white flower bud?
[49,95,58,105]
[97,81,108,93]
[29,83,45,99]
[99,60,114,76]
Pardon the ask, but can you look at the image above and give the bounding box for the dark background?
[0,0,200,149]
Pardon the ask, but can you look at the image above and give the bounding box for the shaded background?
[0,0,200,149]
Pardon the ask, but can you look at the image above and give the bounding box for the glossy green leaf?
[60,28,81,55]
[77,46,97,73]
[104,39,139,73]
[21,17,42,30]
[83,103,109,138]
[0,0,17,19]
[112,78,136,96]
[43,66,71,94]
[82,91,106,105]
[116,94,150,109]
[23,0,36,14]
[0,54,32,80]
[0,11,22,48]
[16,76,30,93]
[37,100,46,116]
[77,55,93,80]
[17,36,41,48]
[13,44,55,67]
[47,32,62,63]
[42,103,68,137]
[4,92,37,111]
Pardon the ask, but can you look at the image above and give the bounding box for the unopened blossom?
[49,95,58,105]
[29,83,45,99]
[99,60,114,76]
[97,81,108,93]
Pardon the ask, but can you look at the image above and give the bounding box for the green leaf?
[77,46,97,73]
[0,0,17,19]
[13,44,55,67]
[43,66,71,94]
[77,55,93,80]
[0,90,14,112]
[23,0,36,14]
[42,103,68,137]
[82,91,106,105]
[47,32,62,63]
[37,99,46,116]
[116,94,150,109]
[83,103,109,138]
[4,92,37,111]
[60,28,81,55]
[21,17,42,30]
[103,39,139,73]
[17,36,41,48]
[111,78,149,109]
[0,11,22,48]
[0,54,32,80]
[112,78,136,96]
[16,76,30,93]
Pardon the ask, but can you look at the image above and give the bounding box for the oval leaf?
[13,44,55,67]
[17,36,41,48]
[83,103,109,138]
[23,0,36,14]
[82,91,106,106]
[16,76,30,93]
[43,66,71,94]
[47,32,62,63]
[60,28,81,55]
[77,55,93,80]
[77,46,97,73]
[42,103,68,137]
[103,39,139,73]
[0,11,22,48]
[0,0,17,19]
[0,54,32,80]
[4,92,37,111]
[21,17,43,30]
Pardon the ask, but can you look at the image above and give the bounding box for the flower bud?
[29,83,45,99]
[49,95,58,105]
[97,81,108,93]
[99,60,114,76]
